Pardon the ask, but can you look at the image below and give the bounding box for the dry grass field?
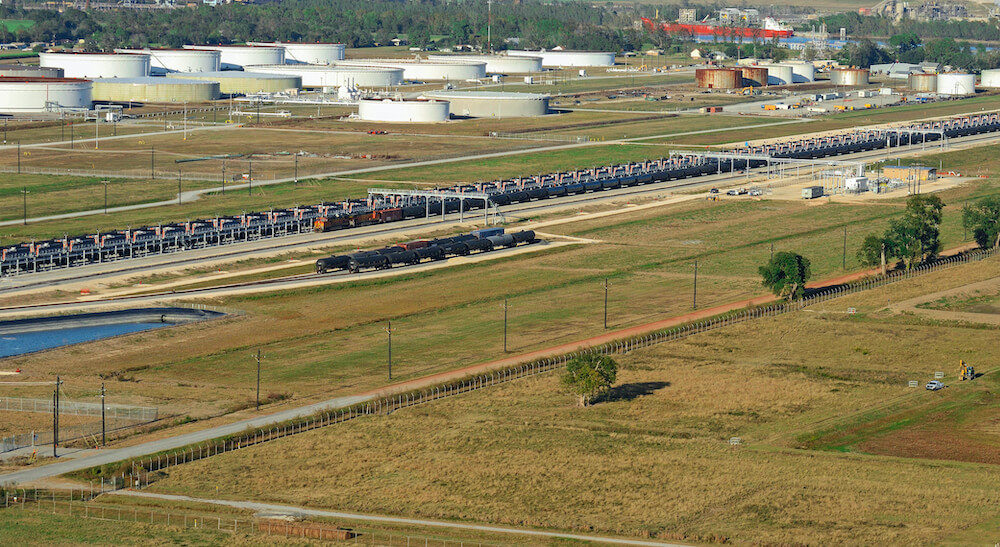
[142,257,1000,544]
[0,178,990,427]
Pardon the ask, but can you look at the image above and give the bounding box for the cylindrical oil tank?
[981,69,1000,88]
[422,91,549,117]
[91,77,220,103]
[937,72,976,95]
[908,72,938,92]
[250,42,346,65]
[116,48,221,74]
[427,54,543,73]
[357,98,449,122]
[507,50,615,67]
[39,52,150,79]
[762,64,794,86]
[0,77,92,113]
[0,65,64,78]
[166,71,300,94]
[184,45,285,69]
[336,59,486,81]
[787,62,815,83]
[830,68,870,86]
[244,64,403,88]
[740,66,769,87]
[695,68,740,89]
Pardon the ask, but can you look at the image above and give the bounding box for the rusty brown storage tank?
[830,68,870,86]
[695,68,740,89]
[739,66,769,87]
[908,72,937,92]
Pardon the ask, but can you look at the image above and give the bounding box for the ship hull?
[641,17,793,38]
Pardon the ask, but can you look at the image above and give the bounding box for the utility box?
[845,176,869,192]
[802,186,824,199]
[523,76,534,84]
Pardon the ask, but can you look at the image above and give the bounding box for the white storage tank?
[507,49,615,67]
[166,71,301,94]
[830,68,870,86]
[336,59,486,81]
[39,52,150,79]
[250,42,346,65]
[426,54,543,73]
[244,64,403,88]
[787,62,815,83]
[422,91,549,117]
[358,98,449,122]
[184,45,285,69]
[91,77,220,103]
[115,48,221,74]
[0,65,64,78]
[981,69,1000,88]
[0,77,92,113]
[762,64,794,85]
[937,72,976,95]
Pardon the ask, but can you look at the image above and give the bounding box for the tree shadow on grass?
[602,381,670,403]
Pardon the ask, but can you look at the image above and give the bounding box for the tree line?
[0,0,645,52]
[837,35,1000,71]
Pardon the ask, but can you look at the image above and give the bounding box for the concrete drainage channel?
[77,245,999,492]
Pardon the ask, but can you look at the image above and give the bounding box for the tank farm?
[3,113,998,276]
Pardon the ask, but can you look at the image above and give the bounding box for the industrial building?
[336,59,486,81]
[0,77,93,113]
[423,91,549,118]
[426,54,543,73]
[166,71,300,95]
[507,49,615,67]
[357,98,449,122]
[249,42,346,64]
[0,65,64,78]
[695,68,740,89]
[830,68,870,86]
[91,77,220,103]
[937,73,975,95]
[184,45,285,69]
[883,165,937,181]
[115,48,221,74]
[244,64,403,88]
[39,52,151,79]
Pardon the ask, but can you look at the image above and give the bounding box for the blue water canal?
[0,322,174,359]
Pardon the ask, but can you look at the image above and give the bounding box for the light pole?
[177,169,182,205]
[502,298,509,352]
[150,147,155,179]
[21,187,28,225]
[52,376,61,458]
[248,157,253,196]
[692,260,698,310]
[16,140,20,174]
[603,278,610,329]
[294,154,298,186]
[222,159,226,195]
[100,383,106,447]
[842,226,847,269]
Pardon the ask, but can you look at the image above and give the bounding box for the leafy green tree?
[759,251,811,300]
[963,195,1000,250]
[562,354,618,407]
[856,233,889,275]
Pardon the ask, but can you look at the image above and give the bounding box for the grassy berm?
[143,257,1000,544]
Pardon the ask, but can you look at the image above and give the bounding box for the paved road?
[112,490,687,546]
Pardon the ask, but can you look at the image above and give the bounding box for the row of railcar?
[5,114,999,277]
[315,229,537,274]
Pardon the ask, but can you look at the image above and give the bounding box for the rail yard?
[6,1,1000,542]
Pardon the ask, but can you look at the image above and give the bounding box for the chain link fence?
[0,416,155,454]
[0,397,157,421]
[95,246,998,488]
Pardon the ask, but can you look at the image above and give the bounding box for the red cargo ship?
[641,16,794,39]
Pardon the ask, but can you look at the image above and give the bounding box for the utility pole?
[94,114,99,149]
[150,147,155,179]
[842,226,847,269]
[222,160,226,195]
[248,157,253,196]
[385,320,393,380]
[177,169,182,205]
[16,141,20,174]
[253,349,263,411]
[692,260,698,310]
[502,298,509,352]
[770,242,774,261]
[294,154,298,186]
[52,376,61,458]
[21,187,28,226]
[102,180,110,214]
[603,278,609,329]
[487,0,493,53]
[100,383,106,447]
